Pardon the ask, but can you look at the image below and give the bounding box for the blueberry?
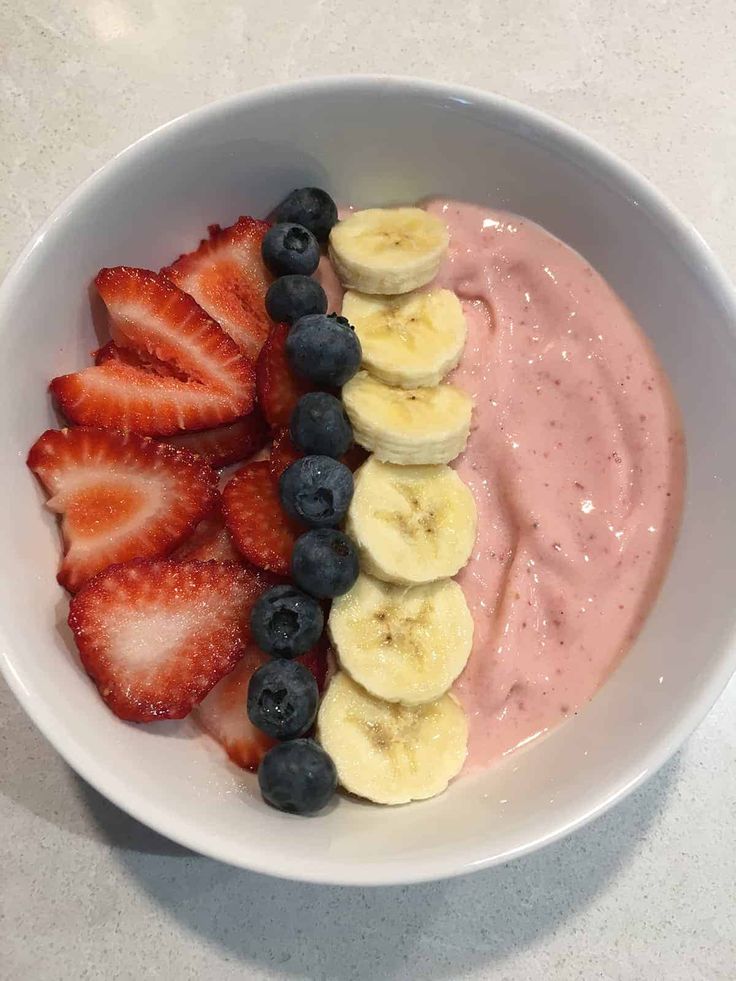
[273,188,338,244]
[265,275,327,325]
[247,659,318,740]
[290,392,353,458]
[262,223,320,277]
[286,313,362,386]
[250,585,324,658]
[279,456,353,528]
[292,529,360,599]
[258,739,337,815]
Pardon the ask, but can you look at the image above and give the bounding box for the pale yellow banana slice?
[342,371,472,465]
[317,671,468,804]
[329,208,449,294]
[329,574,474,705]
[345,456,477,584]
[341,289,467,388]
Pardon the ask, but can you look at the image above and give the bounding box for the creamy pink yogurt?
[426,200,685,770]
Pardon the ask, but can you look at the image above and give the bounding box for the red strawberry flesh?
[163,217,273,359]
[95,266,254,400]
[51,360,249,436]
[28,427,218,591]
[256,322,314,427]
[221,460,300,575]
[160,409,269,467]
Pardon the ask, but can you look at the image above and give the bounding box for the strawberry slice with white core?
[163,218,273,359]
[51,359,249,436]
[69,559,269,722]
[95,266,254,400]
[28,427,217,591]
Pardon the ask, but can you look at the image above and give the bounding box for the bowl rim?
[2,74,736,886]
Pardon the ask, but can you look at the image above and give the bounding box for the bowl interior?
[2,78,736,885]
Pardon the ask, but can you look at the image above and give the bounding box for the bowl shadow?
[90,755,679,979]
[1,675,680,977]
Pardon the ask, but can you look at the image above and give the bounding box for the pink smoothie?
[426,200,685,770]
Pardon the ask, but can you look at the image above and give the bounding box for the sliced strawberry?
[300,637,329,693]
[28,428,218,591]
[342,444,370,472]
[160,409,269,468]
[95,267,254,402]
[93,340,185,380]
[163,217,273,359]
[269,427,303,477]
[256,322,314,427]
[194,646,275,770]
[68,559,268,721]
[51,360,249,436]
[221,460,300,575]
[194,641,329,770]
[173,507,243,564]
[269,427,368,477]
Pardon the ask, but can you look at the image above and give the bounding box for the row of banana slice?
[329,208,474,467]
[315,207,479,805]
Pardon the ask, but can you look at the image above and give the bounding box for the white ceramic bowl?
[2,76,735,886]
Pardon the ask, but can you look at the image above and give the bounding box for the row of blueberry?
[245,188,364,815]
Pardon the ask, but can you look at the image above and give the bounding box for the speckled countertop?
[1,2,735,978]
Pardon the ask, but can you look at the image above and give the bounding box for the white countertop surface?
[1,2,735,978]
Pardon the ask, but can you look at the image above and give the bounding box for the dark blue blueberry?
[279,455,353,528]
[261,222,320,277]
[290,392,353,458]
[265,275,327,325]
[273,188,338,243]
[258,739,337,815]
[291,529,360,599]
[286,313,362,387]
[247,659,318,740]
[250,585,324,658]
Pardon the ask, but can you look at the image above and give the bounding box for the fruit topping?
[221,461,300,574]
[317,671,467,805]
[272,187,338,243]
[290,391,353,458]
[341,288,467,388]
[265,274,327,325]
[286,312,362,387]
[250,584,324,659]
[163,216,273,358]
[291,529,359,599]
[247,658,319,740]
[28,427,217,591]
[68,559,267,721]
[342,370,472,465]
[328,207,449,295]
[346,457,476,585]
[256,321,314,427]
[328,574,473,704]
[160,410,269,467]
[279,455,353,528]
[258,738,337,814]
[262,222,320,277]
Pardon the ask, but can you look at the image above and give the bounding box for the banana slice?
[317,671,468,804]
[342,371,472,465]
[346,456,477,584]
[329,208,449,295]
[329,574,474,705]
[341,289,467,388]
